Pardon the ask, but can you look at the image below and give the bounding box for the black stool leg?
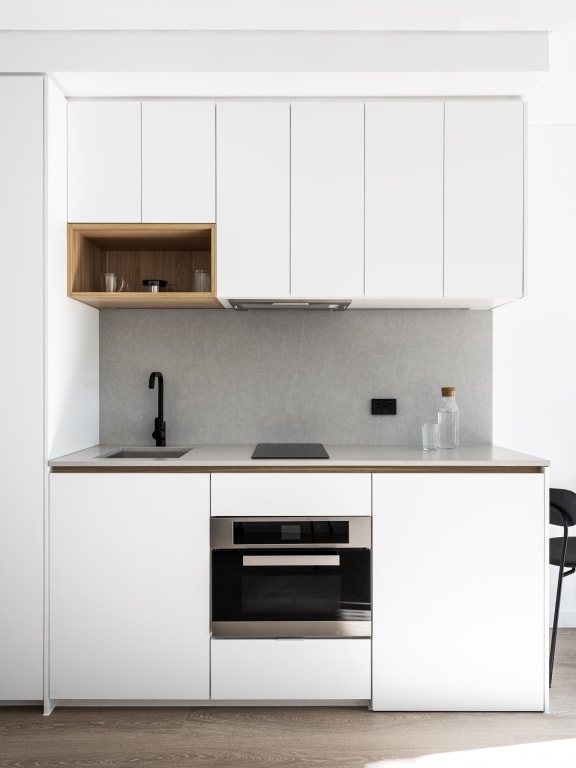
[550,519,569,687]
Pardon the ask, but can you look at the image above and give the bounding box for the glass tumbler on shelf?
[193,269,211,292]
[421,422,440,451]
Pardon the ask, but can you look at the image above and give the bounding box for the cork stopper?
[441,386,456,396]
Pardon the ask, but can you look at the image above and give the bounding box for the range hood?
[229,299,351,311]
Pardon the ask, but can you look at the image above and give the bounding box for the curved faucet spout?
[148,371,166,446]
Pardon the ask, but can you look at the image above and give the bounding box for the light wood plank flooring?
[1,629,575,768]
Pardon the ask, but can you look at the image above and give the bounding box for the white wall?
[45,79,99,460]
[494,123,576,625]
[43,76,100,708]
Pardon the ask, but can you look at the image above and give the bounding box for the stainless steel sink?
[98,448,193,460]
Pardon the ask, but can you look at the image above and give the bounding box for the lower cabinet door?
[211,638,371,700]
[49,473,210,700]
[372,472,547,711]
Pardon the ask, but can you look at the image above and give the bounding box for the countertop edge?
[48,444,550,470]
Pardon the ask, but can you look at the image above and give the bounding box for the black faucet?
[148,371,166,446]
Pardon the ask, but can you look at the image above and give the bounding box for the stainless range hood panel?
[229,299,351,311]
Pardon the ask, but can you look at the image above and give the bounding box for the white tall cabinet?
[372,472,547,711]
[0,75,98,705]
[0,76,45,702]
[50,473,210,700]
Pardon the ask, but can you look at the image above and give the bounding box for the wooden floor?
[1,629,575,768]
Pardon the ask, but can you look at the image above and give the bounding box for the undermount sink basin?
[98,448,192,460]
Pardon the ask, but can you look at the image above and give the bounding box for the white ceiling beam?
[0,0,573,32]
[0,31,549,73]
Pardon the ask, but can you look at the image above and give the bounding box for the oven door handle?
[242,554,340,567]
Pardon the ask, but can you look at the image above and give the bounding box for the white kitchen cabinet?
[211,638,371,700]
[0,76,45,702]
[68,100,216,224]
[216,102,290,297]
[444,101,525,300]
[372,471,547,711]
[142,101,215,223]
[68,99,524,304]
[291,102,364,298]
[210,473,371,517]
[49,473,210,700]
[68,101,141,223]
[365,102,444,298]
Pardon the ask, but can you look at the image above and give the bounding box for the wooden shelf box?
[67,223,221,308]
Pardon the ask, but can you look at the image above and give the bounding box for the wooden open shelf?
[68,223,222,309]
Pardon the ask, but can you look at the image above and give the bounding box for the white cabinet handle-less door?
[291,102,364,298]
[142,101,215,224]
[67,101,141,223]
[365,102,444,299]
[372,472,546,711]
[216,102,290,298]
[50,473,210,701]
[444,101,525,300]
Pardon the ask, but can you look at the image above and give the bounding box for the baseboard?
[550,611,576,628]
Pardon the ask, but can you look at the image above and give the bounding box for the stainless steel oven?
[210,517,371,638]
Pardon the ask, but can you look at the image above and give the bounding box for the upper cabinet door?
[68,101,141,223]
[365,102,444,298]
[444,101,525,299]
[142,102,215,223]
[291,102,364,298]
[216,102,290,298]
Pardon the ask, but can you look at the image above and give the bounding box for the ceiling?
[1,0,575,121]
[1,1,575,31]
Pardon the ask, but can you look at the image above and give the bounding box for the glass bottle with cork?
[438,386,459,449]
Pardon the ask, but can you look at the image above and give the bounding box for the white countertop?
[49,443,549,469]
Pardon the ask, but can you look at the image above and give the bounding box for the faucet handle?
[152,418,166,447]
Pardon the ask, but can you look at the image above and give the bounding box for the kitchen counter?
[49,443,549,471]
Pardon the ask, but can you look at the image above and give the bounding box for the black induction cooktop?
[251,442,330,459]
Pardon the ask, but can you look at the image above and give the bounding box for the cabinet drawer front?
[211,638,371,700]
[210,473,371,517]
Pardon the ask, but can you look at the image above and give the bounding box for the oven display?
[233,520,349,545]
[281,524,301,541]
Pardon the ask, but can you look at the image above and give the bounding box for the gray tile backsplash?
[99,309,492,446]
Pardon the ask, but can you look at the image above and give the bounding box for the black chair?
[549,488,576,686]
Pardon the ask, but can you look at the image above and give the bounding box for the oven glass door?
[211,547,371,638]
